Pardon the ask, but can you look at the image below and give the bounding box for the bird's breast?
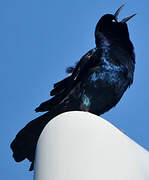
[79,59,129,114]
[89,59,124,87]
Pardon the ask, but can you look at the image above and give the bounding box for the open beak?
[114,5,136,23]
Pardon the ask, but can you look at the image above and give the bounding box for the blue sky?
[1,0,149,179]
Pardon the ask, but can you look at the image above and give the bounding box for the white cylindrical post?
[34,111,149,180]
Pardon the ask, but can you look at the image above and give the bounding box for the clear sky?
[1,0,149,179]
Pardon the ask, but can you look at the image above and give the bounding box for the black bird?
[11,5,136,171]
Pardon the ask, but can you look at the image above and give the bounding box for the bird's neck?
[95,32,135,86]
[95,32,110,50]
[95,31,134,53]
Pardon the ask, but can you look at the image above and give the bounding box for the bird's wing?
[35,48,99,112]
[51,48,98,95]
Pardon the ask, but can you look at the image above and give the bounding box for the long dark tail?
[10,111,61,171]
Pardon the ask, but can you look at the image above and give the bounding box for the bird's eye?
[112,19,116,23]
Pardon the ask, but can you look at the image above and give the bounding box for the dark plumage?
[10,5,136,171]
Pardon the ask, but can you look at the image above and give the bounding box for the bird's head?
[95,5,136,46]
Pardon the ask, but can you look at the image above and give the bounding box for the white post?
[34,111,149,180]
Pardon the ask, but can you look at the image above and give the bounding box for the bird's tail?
[10,111,61,171]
